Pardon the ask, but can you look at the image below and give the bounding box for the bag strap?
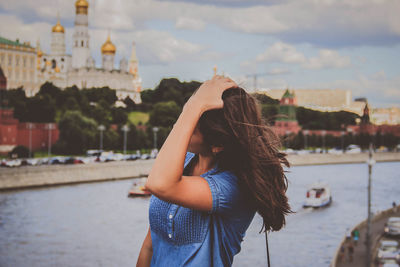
[265,231,271,267]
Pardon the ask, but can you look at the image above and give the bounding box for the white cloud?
[0,14,51,51]
[3,0,399,47]
[0,13,219,67]
[304,49,351,69]
[175,17,206,31]
[256,42,306,64]
[268,68,291,75]
[253,42,351,70]
[132,30,206,64]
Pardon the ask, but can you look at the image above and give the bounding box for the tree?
[296,107,358,130]
[141,78,200,108]
[123,96,136,111]
[112,107,128,125]
[65,96,80,111]
[149,101,181,128]
[101,128,119,150]
[261,104,279,125]
[9,145,30,158]
[26,94,56,122]
[38,82,62,100]
[54,110,97,154]
[90,100,111,126]
[251,93,280,105]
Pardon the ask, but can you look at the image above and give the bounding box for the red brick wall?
[17,123,59,151]
[0,124,18,145]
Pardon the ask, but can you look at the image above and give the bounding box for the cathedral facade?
[37,0,142,104]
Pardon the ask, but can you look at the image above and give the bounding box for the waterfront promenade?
[332,205,400,267]
[1,152,399,191]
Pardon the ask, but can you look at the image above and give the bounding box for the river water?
[0,161,399,267]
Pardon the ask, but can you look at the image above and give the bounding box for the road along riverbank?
[331,204,400,267]
[1,152,399,191]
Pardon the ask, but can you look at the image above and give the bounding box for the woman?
[137,75,292,266]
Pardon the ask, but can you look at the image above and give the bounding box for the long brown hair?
[198,86,293,232]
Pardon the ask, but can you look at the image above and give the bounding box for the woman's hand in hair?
[186,75,238,113]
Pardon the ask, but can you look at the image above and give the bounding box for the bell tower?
[72,0,91,69]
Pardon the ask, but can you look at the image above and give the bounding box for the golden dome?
[52,19,65,33]
[75,0,89,8]
[101,35,116,55]
[75,0,89,14]
[37,49,43,57]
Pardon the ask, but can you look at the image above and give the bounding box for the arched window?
[51,59,56,69]
[81,40,84,47]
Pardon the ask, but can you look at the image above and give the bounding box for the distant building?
[36,0,142,103]
[0,0,142,103]
[272,89,302,136]
[270,89,400,139]
[370,107,400,125]
[0,66,6,90]
[261,88,365,116]
[0,36,38,96]
[347,102,400,137]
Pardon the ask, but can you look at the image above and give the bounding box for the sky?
[0,0,399,108]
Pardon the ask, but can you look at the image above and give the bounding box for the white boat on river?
[303,182,332,208]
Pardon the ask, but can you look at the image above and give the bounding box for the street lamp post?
[27,123,34,158]
[341,131,345,152]
[347,128,354,146]
[366,142,375,267]
[46,123,55,159]
[321,130,326,153]
[122,124,130,155]
[372,131,377,151]
[152,127,159,149]
[303,130,309,150]
[285,130,290,149]
[98,125,105,151]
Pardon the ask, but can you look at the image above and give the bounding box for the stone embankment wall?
[1,152,399,191]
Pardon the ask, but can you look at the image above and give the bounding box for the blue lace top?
[148,151,256,266]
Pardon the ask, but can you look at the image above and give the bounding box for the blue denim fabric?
[149,151,256,266]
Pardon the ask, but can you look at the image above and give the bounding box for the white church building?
[37,0,142,104]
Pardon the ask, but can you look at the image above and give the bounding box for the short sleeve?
[204,171,241,214]
[184,151,196,168]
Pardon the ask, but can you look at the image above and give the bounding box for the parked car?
[37,157,50,165]
[140,153,151,160]
[150,149,158,159]
[49,156,67,164]
[126,154,139,161]
[377,146,389,152]
[26,158,40,166]
[0,159,6,167]
[384,217,400,237]
[378,258,400,267]
[328,148,343,154]
[376,240,400,264]
[4,159,22,167]
[346,144,361,154]
[296,149,311,155]
[86,149,103,157]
